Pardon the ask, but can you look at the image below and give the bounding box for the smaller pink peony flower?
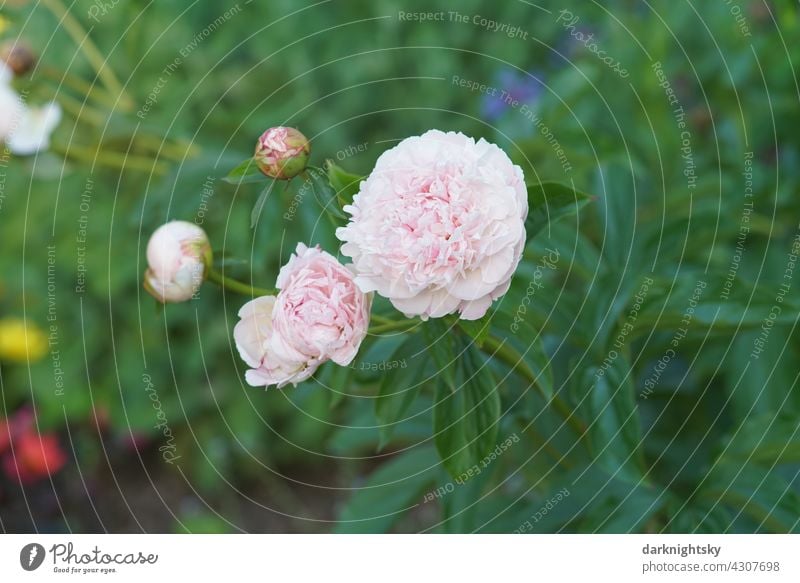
[144,221,211,303]
[233,243,371,388]
[254,126,310,180]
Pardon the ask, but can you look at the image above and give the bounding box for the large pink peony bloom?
[336,130,527,320]
[233,243,371,388]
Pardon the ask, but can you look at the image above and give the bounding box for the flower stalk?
[41,0,133,111]
[206,268,275,298]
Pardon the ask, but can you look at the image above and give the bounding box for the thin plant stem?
[39,64,118,110]
[52,143,168,174]
[368,320,419,334]
[41,0,133,110]
[206,269,274,297]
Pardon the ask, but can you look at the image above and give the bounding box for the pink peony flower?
[233,243,371,388]
[254,126,310,179]
[336,130,527,320]
[144,221,212,303]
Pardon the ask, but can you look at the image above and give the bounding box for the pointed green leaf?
[326,160,364,208]
[250,182,275,228]
[526,181,593,241]
[222,157,267,185]
[334,445,438,533]
[375,334,429,448]
[433,344,501,478]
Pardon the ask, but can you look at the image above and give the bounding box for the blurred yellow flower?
[0,318,47,362]
[0,16,10,36]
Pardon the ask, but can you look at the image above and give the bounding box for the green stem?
[370,314,395,326]
[40,65,119,110]
[52,143,168,174]
[482,334,588,438]
[368,319,419,334]
[54,91,107,126]
[41,0,133,110]
[206,269,274,297]
[133,133,201,162]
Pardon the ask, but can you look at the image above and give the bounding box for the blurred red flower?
[3,432,66,484]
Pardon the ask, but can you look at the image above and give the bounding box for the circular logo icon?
[19,543,46,571]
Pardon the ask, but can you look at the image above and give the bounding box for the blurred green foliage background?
[1,0,799,532]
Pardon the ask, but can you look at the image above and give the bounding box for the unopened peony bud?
[144,221,212,303]
[254,126,310,179]
[0,42,35,76]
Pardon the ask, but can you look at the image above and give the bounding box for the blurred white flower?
[0,63,62,156]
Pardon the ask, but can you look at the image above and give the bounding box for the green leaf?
[334,446,438,533]
[250,182,275,228]
[456,316,492,348]
[375,334,429,448]
[720,413,800,466]
[699,462,800,533]
[474,464,664,533]
[424,320,458,392]
[325,160,363,208]
[307,166,347,222]
[593,161,640,268]
[526,181,593,241]
[630,276,800,339]
[488,309,554,402]
[571,355,643,482]
[433,343,501,478]
[222,157,267,185]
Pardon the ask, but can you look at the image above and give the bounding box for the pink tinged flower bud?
[254,126,310,180]
[336,130,528,321]
[233,243,372,388]
[144,221,212,303]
